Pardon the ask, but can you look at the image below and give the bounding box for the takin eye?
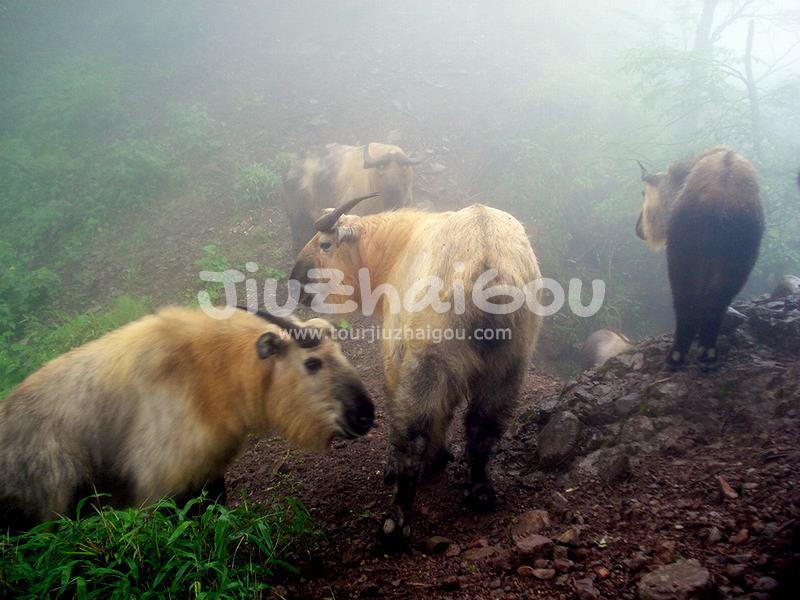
[304,357,323,374]
[320,240,332,252]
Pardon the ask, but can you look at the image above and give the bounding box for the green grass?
[0,495,314,599]
[233,163,281,207]
[0,295,151,398]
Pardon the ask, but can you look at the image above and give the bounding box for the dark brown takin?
[635,146,764,368]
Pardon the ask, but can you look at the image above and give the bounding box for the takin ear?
[336,224,359,245]
[256,331,286,359]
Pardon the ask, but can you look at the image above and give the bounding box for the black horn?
[398,153,424,166]
[636,160,649,181]
[237,306,321,348]
[313,192,380,232]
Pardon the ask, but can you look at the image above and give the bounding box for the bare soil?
[226,322,800,599]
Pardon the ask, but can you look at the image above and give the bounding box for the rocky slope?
[227,293,800,598]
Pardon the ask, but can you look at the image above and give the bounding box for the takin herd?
[0,142,780,551]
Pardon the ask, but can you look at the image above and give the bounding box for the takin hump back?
[636,146,764,368]
[0,307,373,532]
[282,143,421,253]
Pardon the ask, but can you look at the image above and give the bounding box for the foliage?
[0,295,151,398]
[0,495,314,599]
[233,163,282,207]
[195,244,231,273]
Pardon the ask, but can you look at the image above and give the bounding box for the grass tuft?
[0,495,314,599]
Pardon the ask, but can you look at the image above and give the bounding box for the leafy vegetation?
[233,163,282,207]
[0,295,150,398]
[0,495,314,599]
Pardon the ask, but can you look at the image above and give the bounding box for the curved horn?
[237,306,321,347]
[313,192,380,232]
[398,153,424,166]
[363,143,381,169]
[636,160,649,181]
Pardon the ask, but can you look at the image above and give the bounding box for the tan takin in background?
[282,142,421,253]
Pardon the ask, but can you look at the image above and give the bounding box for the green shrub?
[0,495,314,599]
[233,163,281,207]
[0,295,151,398]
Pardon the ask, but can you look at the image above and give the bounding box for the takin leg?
[379,419,429,550]
[668,296,698,369]
[464,359,524,512]
[666,239,701,369]
[696,231,759,366]
[379,356,460,550]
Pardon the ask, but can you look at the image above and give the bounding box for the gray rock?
[538,411,584,469]
[571,446,630,485]
[770,274,800,299]
[615,394,641,417]
[720,307,748,334]
[620,415,656,443]
[638,559,713,599]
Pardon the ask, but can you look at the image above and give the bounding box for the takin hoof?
[377,512,411,552]
[664,349,686,372]
[428,448,455,476]
[697,346,719,370]
[465,482,496,513]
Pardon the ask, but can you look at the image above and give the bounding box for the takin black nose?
[344,386,375,436]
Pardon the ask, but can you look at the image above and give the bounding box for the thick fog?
[1,0,799,376]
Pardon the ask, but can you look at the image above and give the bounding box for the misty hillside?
[1,1,799,598]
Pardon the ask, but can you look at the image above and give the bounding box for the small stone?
[517,565,535,577]
[724,564,747,580]
[489,578,501,589]
[638,559,712,600]
[548,491,569,512]
[513,533,554,557]
[557,526,580,546]
[445,543,462,557]
[555,558,574,572]
[620,415,656,443]
[511,509,551,542]
[614,394,640,417]
[532,568,556,580]
[538,411,584,469]
[718,475,739,500]
[534,558,549,568]
[625,551,650,572]
[753,576,778,591]
[487,548,514,573]
[424,536,452,555]
[596,567,610,580]
[654,540,677,564]
[706,526,722,544]
[574,577,599,600]
[463,545,499,562]
[730,528,748,544]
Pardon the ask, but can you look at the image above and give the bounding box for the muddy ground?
[226,305,800,600]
